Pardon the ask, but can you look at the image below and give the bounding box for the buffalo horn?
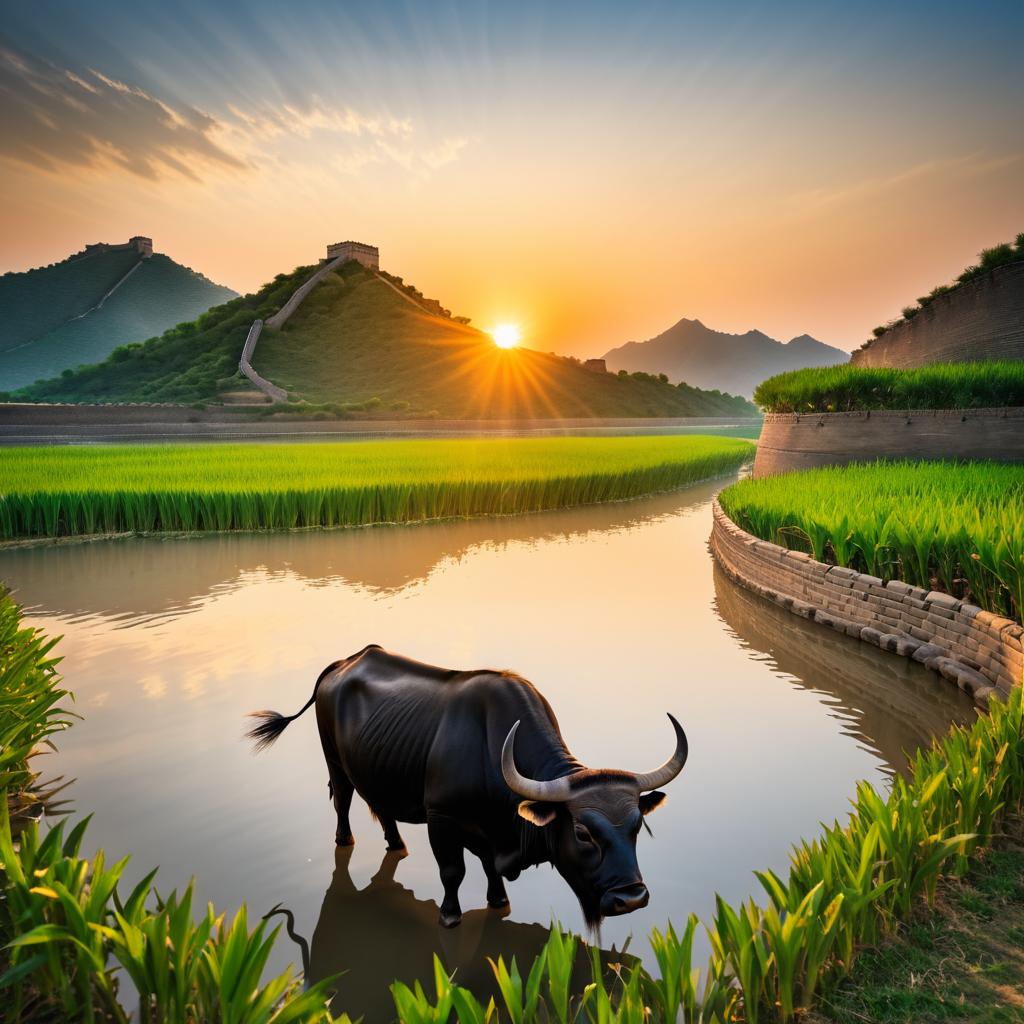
[632,714,688,792]
[501,721,573,802]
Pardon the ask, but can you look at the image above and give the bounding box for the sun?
[490,323,521,349]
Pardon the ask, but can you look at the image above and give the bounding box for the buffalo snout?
[600,882,649,917]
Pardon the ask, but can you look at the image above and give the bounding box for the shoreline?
[0,467,749,549]
[0,404,762,445]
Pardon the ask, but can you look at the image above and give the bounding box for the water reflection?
[712,564,975,774]
[304,847,623,1022]
[1,489,707,619]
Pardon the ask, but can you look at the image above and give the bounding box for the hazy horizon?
[2,0,1022,357]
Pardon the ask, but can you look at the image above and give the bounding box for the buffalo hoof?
[386,842,408,856]
[439,910,462,929]
[487,898,511,918]
[335,834,355,848]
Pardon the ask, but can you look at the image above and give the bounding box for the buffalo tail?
[245,659,344,753]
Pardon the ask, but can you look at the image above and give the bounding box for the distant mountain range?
[603,318,849,397]
[17,258,758,418]
[0,240,236,389]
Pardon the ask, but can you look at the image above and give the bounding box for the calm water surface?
[0,477,974,1020]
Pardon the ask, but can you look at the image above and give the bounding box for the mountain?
[15,260,758,418]
[0,239,236,389]
[603,318,849,398]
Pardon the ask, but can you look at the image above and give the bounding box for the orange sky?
[2,2,1023,356]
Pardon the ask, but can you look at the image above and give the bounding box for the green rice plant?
[0,592,75,821]
[851,775,972,919]
[488,951,547,1024]
[719,460,1024,620]
[645,918,698,1023]
[786,821,894,971]
[0,436,754,540]
[579,948,647,1024]
[752,877,844,1020]
[541,926,578,1024]
[390,955,494,1024]
[0,803,341,1023]
[753,360,1024,413]
[708,896,771,1024]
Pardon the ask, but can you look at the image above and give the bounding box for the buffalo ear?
[639,790,667,816]
[517,800,559,827]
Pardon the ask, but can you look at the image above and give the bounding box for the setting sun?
[490,323,521,349]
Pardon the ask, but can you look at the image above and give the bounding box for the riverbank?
[0,404,762,444]
[809,818,1024,1023]
[0,435,754,539]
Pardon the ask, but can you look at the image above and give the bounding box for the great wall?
[851,260,1024,368]
[3,237,155,361]
[235,239,462,404]
[752,258,1024,477]
[236,240,381,403]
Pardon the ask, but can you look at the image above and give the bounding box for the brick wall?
[753,407,1024,476]
[851,262,1024,367]
[710,501,1023,707]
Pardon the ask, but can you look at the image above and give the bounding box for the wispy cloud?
[0,45,467,184]
[790,152,1023,211]
[0,46,246,180]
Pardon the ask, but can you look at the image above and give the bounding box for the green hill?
[15,260,757,418]
[0,245,236,389]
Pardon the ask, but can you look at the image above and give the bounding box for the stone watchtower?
[129,236,154,257]
[326,240,379,269]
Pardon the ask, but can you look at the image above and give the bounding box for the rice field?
[719,460,1024,621]
[0,436,754,540]
[753,361,1024,413]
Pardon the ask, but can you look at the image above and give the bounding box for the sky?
[1,0,1022,357]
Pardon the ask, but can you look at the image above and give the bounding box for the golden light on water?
[490,324,521,349]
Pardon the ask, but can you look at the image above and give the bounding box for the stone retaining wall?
[753,407,1024,476]
[710,500,1023,707]
[851,261,1024,367]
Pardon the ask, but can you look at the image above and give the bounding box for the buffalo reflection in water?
[271,846,630,1023]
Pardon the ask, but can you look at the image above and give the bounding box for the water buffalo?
[247,645,687,927]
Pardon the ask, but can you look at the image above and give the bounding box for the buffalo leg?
[326,762,355,847]
[379,815,407,854]
[427,814,466,928]
[464,834,509,909]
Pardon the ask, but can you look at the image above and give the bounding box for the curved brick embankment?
[753,407,1024,476]
[710,500,1023,708]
